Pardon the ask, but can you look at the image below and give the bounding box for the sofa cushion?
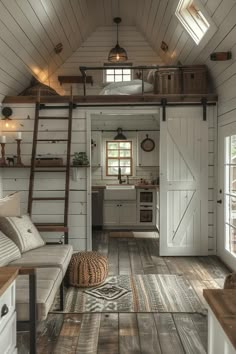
[9,244,73,277]
[0,231,21,266]
[0,214,45,253]
[16,267,62,321]
[0,192,21,217]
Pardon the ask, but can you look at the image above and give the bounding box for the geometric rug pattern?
[57,275,206,314]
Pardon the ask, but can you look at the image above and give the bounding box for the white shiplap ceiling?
[0,0,236,101]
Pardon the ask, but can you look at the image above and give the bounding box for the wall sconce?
[1,107,15,129]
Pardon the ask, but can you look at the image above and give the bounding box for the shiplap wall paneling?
[1,104,89,251]
[49,26,163,96]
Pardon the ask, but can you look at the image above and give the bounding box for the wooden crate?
[154,68,181,94]
[182,65,207,94]
[35,158,63,167]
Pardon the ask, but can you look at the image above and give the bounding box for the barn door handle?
[217,199,222,204]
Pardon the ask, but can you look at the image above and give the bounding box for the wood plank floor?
[18,231,230,354]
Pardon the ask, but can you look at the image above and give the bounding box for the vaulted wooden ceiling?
[0,0,236,101]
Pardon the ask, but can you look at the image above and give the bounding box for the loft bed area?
[3,65,217,105]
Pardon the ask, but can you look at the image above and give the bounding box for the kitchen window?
[106,141,133,176]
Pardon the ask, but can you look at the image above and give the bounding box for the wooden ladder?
[27,100,74,244]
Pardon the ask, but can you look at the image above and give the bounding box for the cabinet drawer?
[0,311,16,354]
[0,282,15,333]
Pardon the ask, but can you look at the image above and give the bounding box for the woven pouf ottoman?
[67,251,108,287]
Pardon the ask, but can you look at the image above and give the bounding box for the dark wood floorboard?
[17,231,230,354]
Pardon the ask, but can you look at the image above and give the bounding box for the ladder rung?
[35,224,68,232]
[38,116,69,120]
[32,197,66,201]
[36,139,69,142]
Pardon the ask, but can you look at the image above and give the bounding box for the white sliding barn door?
[160,107,208,256]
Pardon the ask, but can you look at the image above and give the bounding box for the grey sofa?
[0,216,73,354]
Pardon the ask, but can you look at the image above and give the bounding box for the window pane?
[225,195,230,224]
[108,150,118,157]
[119,142,131,149]
[107,69,114,75]
[123,75,131,81]
[230,196,236,227]
[115,69,122,75]
[229,226,236,255]
[123,69,131,75]
[107,159,119,167]
[115,75,122,82]
[121,167,131,175]
[120,150,131,157]
[120,159,131,167]
[108,167,119,175]
[106,75,114,82]
[107,142,118,149]
[230,166,236,194]
[231,135,236,163]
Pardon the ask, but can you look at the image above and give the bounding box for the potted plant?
[72,152,89,166]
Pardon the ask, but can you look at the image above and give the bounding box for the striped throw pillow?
[0,231,21,266]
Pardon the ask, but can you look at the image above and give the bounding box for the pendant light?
[108,17,128,63]
[114,128,127,140]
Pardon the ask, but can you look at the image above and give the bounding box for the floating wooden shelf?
[58,75,93,85]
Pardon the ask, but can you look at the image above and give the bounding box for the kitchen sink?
[106,185,135,190]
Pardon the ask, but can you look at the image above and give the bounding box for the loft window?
[106,141,133,176]
[176,0,212,44]
[104,63,132,83]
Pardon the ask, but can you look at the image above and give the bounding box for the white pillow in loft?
[100,80,153,95]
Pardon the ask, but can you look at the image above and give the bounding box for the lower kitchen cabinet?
[103,201,136,226]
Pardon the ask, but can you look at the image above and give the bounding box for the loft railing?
[79,65,183,97]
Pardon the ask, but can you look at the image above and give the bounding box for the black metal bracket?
[161,98,167,121]
[201,97,207,121]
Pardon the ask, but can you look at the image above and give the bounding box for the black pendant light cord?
[116,21,119,44]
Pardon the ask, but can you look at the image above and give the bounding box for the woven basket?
[67,251,108,287]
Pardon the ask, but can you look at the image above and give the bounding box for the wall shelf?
[58,75,93,85]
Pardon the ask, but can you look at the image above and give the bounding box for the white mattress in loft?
[99,79,153,95]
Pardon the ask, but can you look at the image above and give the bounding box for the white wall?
[1,103,90,251]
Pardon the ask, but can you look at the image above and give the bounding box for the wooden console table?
[204,289,236,354]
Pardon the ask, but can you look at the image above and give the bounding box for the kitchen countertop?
[203,288,236,350]
[92,184,159,190]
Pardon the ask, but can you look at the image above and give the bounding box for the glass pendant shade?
[108,17,128,63]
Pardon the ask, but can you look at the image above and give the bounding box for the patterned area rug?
[56,275,205,313]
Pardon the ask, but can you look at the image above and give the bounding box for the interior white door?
[160,107,208,256]
[218,123,236,271]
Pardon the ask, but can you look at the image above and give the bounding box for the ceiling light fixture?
[114,128,127,140]
[108,17,128,63]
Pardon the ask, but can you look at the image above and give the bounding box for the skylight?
[176,0,211,44]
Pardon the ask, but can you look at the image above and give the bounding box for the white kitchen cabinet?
[103,202,119,226]
[103,201,136,226]
[91,131,102,167]
[119,202,137,225]
[0,280,17,354]
[137,131,159,167]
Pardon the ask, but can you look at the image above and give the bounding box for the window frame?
[105,140,133,177]
[103,63,133,83]
[175,0,216,45]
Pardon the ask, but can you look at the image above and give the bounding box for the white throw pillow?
[0,192,21,217]
[0,214,45,253]
[0,230,21,266]
[146,69,157,84]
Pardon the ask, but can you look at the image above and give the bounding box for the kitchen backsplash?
[92,166,159,185]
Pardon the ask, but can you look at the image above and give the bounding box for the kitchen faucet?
[118,167,125,184]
